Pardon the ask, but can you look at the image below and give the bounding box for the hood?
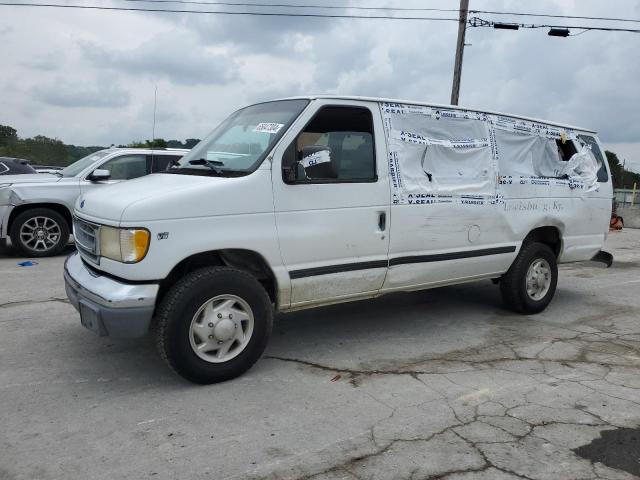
[0,173,61,184]
[76,170,273,223]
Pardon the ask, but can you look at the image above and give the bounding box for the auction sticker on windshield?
[254,122,284,134]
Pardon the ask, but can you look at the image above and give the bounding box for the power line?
[469,16,640,33]
[123,1,640,24]
[470,9,640,24]
[123,0,460,13]
[0,2,459,20]
[2,1,639,31]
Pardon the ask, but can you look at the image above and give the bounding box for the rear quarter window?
[578,134,608,183]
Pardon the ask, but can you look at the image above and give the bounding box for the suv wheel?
[500,242,558,314]
[156,267,273,384]
[9,208,70,257]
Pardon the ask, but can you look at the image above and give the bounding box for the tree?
[0,125,18,147]
[149,138,167,148]
[606,150,640,189]
[127,138,168,149]
[184,138,200,149]
[166,138,200,149]
[166,139,184,148]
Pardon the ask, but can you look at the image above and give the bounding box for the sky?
[1,0,639,172]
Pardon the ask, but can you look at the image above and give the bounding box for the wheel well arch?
[8,203,72,233]
[522,226,562,258]
[158,249,278,307]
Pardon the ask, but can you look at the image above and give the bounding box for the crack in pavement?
[262,316,640,480]
[0,297,70,309]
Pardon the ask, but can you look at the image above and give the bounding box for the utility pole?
[450,0,469,106]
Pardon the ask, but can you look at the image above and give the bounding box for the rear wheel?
[9,208,70,257]
[500,242,558,314]
[156,267,273,384]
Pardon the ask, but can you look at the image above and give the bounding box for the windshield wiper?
[188,158,224,174]
[51,170,63,177]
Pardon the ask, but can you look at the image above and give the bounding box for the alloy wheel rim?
[19,216,61,252]
[189,294,254,363]
[525,258,552,301]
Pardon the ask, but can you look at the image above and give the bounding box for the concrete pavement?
[1,231,639,480]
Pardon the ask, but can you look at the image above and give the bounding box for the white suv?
[64,97,612,384]
[0,148,188,256]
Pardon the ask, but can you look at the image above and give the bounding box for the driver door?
[272,100,391,308]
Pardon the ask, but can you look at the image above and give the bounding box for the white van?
[64,96,612,383]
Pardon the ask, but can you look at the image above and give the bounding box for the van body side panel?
[379,101,516,291]
[497,157,611,264]
[378,101,611,294]
[382,202,517,291]
[271,99,392,308]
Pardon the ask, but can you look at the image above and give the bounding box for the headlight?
[99,226,150,263]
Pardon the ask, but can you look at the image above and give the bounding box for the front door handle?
[378,211,386,231]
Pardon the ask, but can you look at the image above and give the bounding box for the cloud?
[32,77,130,108]
[183,11,330,55]
[22,54,62,72]
[81,30,237,86]
[0,0,638,157]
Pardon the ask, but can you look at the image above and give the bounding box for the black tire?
[500,242,558,314]
[9,208,70,257]
[156,267,273,384]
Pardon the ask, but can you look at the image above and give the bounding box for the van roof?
[277,95,597,134]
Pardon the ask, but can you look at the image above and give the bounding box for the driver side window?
[100,154,148,180]
[283,106,376,183]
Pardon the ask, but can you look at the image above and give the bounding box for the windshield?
[61,150,111,177]
[174,99,309,174]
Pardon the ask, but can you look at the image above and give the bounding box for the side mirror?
[300,145,337,179]
[88,169,111,181]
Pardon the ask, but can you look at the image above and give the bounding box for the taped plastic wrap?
[379,102,599,202]
[560,146,600,191]
[494,130,561,177]
[383,108,495,197]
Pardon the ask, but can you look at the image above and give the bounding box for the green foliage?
[0,124,199,167]
[606,150,640,189]
[165,138,201,149]
[127,138,201,149]
[0,125,18,147]
[184,138,200,148]
[0,134,68,166]
[127,138,169,149]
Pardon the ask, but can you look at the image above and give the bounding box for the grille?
[73,216,100,264]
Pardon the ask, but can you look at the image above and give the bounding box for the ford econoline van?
[64,96,612,383]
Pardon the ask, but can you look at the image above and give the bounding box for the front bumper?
[64,251,158,338]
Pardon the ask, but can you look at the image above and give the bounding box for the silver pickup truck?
[0,147,188,256]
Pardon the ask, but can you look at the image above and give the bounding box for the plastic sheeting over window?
[382,107,494,197]
[494,130,562,177]
[562,146,600,188]
[379,102,601,202]
[495,130,600,189]
[577,134,608,183]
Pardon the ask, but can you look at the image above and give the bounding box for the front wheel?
[155,267,273,384]
[500,242,558,314]
[9,208,70,257]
